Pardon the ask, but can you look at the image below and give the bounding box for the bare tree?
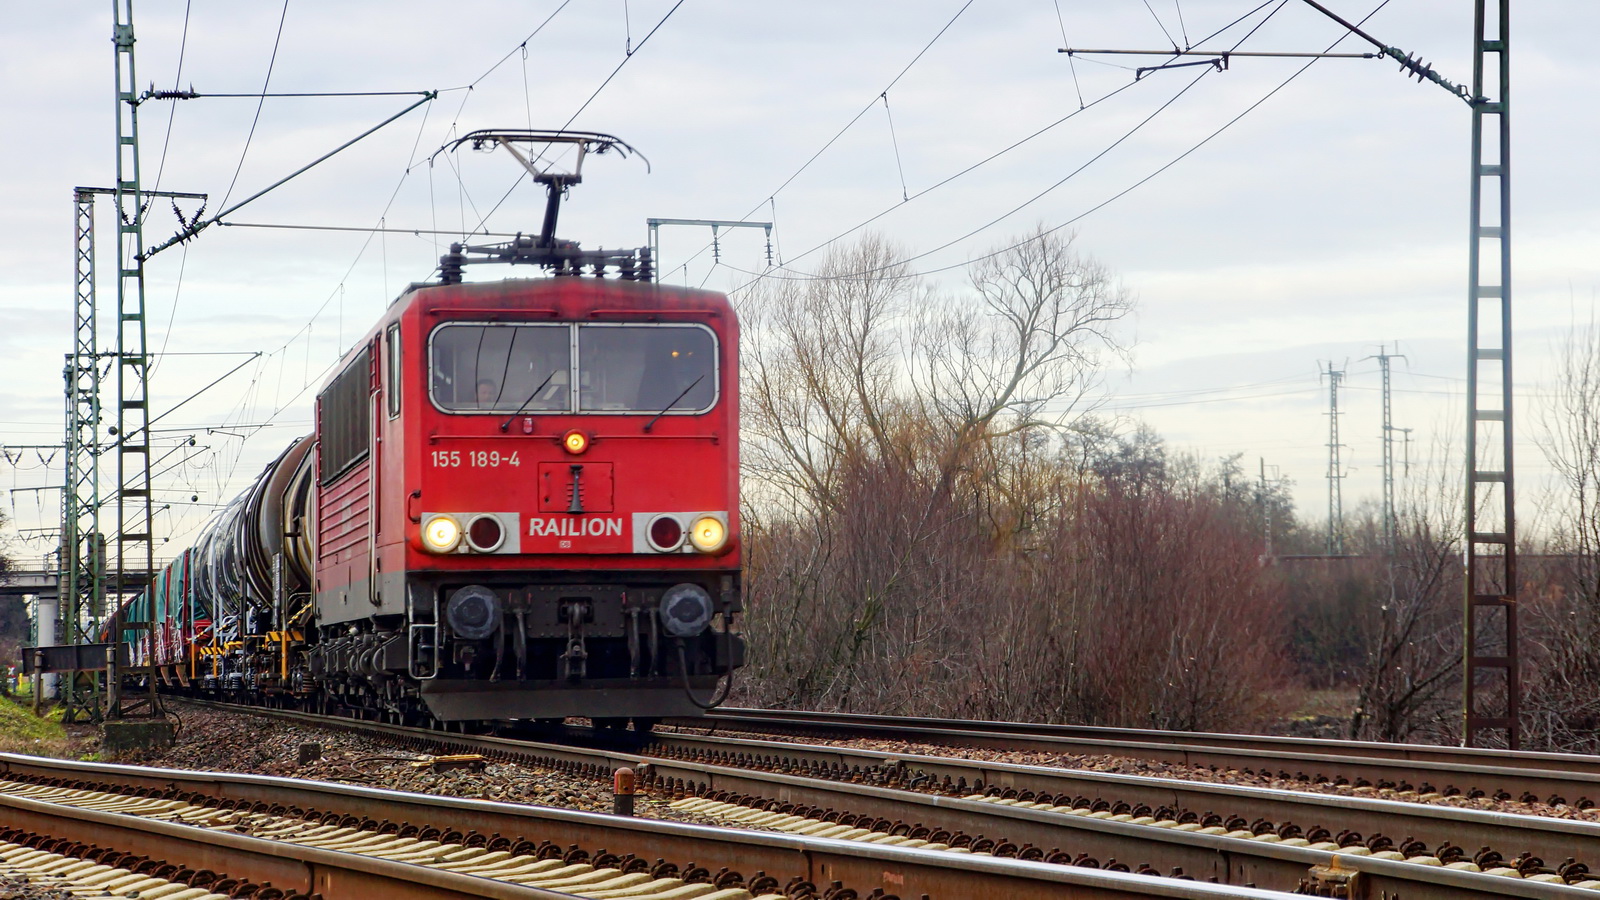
[739,235,916,515]
[1526,314,1600,749]
[738,230,1136,715]
[1538,313,1600,596]
[1345,435,1463,743]
[914,226,1133,449]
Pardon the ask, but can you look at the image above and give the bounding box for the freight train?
[109,131,744,729]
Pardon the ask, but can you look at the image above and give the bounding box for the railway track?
[117,699,1600,897]
[643,728,1600,873]
[0,746,1295,900]
[0,775,580,899]
[683,708,1600,810]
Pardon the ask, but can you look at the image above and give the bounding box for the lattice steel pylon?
[1463,0,1517,749]
[58,189,106,724]
[111,0,157,718]
[1369,345,1408,555]
[1323,363,1346,556]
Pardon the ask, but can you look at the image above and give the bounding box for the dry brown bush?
[736,232,1288,731]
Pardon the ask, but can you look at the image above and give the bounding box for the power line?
[1173,0,1192,49]
[1052,0,1085,107]
[690,44,1158,281]
[756,0,977,213]
[219,1,290,211]
[881,93,909,202]
[735,62,1218,284]
[459,0,578,90]
[730,0,1397,291]
[1096,385,1318,411]
[1141,0,1180,50]
[467,0,690,233]
[672,0,1015,279]
[148,0,193,197]
[737,0,1290,283]
[219,221,523,237]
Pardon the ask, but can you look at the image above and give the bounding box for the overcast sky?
[2,1,1597,564]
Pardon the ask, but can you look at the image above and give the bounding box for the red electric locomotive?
[122,131,744,728]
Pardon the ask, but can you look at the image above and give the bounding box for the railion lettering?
[528,516,624,538]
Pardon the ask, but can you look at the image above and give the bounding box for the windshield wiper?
[642,375,705,433]
[498,369,561,432]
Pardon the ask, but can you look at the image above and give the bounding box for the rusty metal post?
[30,649,43,715]
[104,643,119,715]
[612,767,636,816]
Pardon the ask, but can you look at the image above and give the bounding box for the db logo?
[559,540,572,549]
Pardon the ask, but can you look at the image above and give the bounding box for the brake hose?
[675,635,734,710]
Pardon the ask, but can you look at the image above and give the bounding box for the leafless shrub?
[736,235,1286,731]
[1525,313,1600,751]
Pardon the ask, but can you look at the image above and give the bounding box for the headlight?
[563,429,589,455]
[422,514,462,553]
[688,515,727,553]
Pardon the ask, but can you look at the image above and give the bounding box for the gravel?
[658,725,1600,823]
[88,699,1600,828]
[112,701,728,827]
[0,876,76,900]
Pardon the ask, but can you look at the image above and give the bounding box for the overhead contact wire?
[149,0,193,197]
[469,0,691,233]
[734,76,1145,279]
[760,0,976,210]
[1053,0,1086,108]
[1142,0,1179,50]
[881,93,910,202]
[733,0,1317,287]
[149,0,195,379]
[670,0,976,277]
[219,0,290,211]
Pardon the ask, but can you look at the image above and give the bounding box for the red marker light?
[649,515,684,551]
[468,515,505,552]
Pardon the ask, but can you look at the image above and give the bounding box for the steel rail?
[0,750,1292,900]
[646,730,1600,881]
[0,786,575,899]
[148,700,1600,897]
[692,708,1600,803]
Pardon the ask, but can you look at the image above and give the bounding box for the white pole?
[34,594,58,699]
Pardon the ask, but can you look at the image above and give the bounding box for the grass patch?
[0,692,74,758]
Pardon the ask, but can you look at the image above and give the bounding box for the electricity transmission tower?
[1322,362,1346,556]
[1367,345,1410,554]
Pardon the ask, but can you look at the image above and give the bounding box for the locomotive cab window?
[430,323,570,413]
[577,324,716,413]
[385,324,401,418]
